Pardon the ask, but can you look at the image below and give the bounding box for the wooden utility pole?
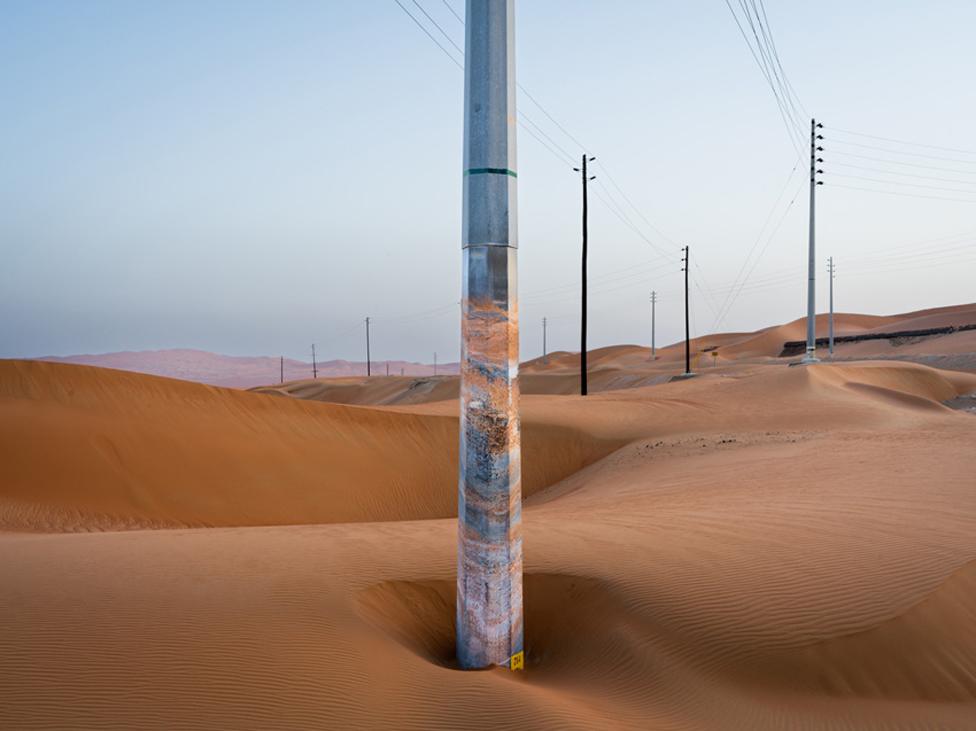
[311,344,317,379]
[574,153,596,395]
[682,247,692,376]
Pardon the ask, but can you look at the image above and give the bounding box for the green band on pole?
[464,167,517,178]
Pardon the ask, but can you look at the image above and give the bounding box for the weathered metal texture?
[457,0,523,670]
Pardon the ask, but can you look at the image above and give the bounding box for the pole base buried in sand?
[457,245,523,670]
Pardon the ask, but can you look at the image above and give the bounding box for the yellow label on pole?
[509,650,524,671]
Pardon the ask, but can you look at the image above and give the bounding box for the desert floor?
[2,304,975,729]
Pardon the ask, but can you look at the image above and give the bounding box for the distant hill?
[35,349,458,389]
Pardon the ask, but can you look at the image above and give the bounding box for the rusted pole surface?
[457,0,523,670]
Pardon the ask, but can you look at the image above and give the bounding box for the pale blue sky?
[2,1,974,363]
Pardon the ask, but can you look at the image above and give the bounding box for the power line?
[411,0,463,54]
[723,0,804,152]
[713,177,805,330]
[754,0,809,119]
[829,127,976,156]
[712,159,801,329]
[738,0,805,136]
[829,172,976,197]
[828,138,976,165]
[393,0,463,69]
[829,182,976,204]
[595,161,681,248]
[441,0,463,25]
[831,161,976,186]
[830,149,976,175]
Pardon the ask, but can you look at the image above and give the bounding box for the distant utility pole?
[542,317,548,364]
[311,344,317,379]
[682,247,692,376]
[365,317,371,376]
[386,361,390,376]
[827,256,835,356]
[650,291,657,359]
[280,356,283,384]
[803,118,825,363]
[457,0,522,672]
[573,153,596,396]
[434,352,438,376]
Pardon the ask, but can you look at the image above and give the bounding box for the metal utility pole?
[803,118,825,363]
[280,356,283,384]
[457,0,523,672]
[650,290,657,359]
[573,154,596,396]
[827,256,835,356]
[365,317,371,376]
[434,352,438,376]
[682,247,692,376]
[542,317,547,364]
[311,344,317,379]
[386,361,390,376]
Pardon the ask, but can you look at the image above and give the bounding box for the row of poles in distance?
[279,116,837,389]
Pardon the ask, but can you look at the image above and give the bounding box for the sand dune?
[0,360,619,532]
[2,304,976,729]
[37,348,457,389]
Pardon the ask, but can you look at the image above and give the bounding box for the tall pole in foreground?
[650,290,657,359]
[803,118,825,363]
[365,317,371,376]
[682,247,692,375]
[457,0,523,672]
[828,256,835,355]
[574,154,596,395]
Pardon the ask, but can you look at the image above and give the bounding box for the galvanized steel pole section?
[542,317,547,364]
[650,290,657,359]
[803,118,824,363]
[365,317,371,376]
[457,0,523,671]
[828,256,835,355]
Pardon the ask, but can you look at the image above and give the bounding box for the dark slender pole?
[365,317,371,377]
[311,344,317,379]
[280,356,283,384]
[683,246,691,375]
[581,154,588,396]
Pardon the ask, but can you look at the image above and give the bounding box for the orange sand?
[2,304,976,729]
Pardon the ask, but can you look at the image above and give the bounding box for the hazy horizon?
[3,1,975,364]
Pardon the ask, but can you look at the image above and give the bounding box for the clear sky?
[2,1,974,363]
